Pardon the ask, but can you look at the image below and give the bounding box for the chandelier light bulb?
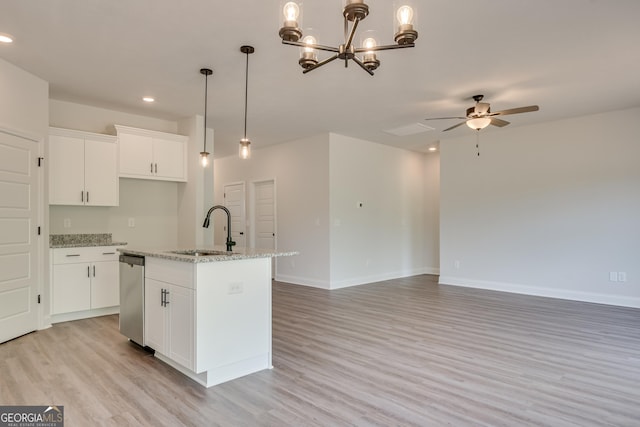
[396,5,414,25]
[283,2,300,21]
[303,35,317,53]
[363,37,377,51]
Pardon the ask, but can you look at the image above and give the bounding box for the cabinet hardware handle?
[151,163,154,173]
[102,252,115,255]
[87,266,90,277]
[160,289,164,306]
[87,192,90,203]
[81,191,84,202]
[93,265,96,277]
[66,254,80,257]
[155,163,158,174]
[164,290,169,305]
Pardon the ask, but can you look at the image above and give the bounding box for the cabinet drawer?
[52,246,122,264]
[146,258,194,289]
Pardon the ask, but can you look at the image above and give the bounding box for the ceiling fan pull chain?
[476,130,481,156]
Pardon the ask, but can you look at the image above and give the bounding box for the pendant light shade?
[200,68,213,167]
[239,45,254,160]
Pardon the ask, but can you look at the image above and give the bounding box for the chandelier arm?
[354,43,415,53]
[344,16,361,50]
[282,40,340,53]
[351,56,375,76]
[302,54,340,74]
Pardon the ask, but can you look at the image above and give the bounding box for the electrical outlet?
[228,282,243,295]
[618,272,627,282]
[609,272,618,282]
[63,218,71,228]
[128,218,135,227]
[454,260,460,269]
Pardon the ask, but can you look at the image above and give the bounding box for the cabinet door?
[119,133,154,178]
[52,263,91,314]
[153,137,185,181]
[167,284,195,370]
[49,135,85,205]
[85,138,118,206]
[144,278,167,353]
[90,260,119,309]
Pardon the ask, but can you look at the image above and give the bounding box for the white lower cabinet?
[144,277,195,370]
[51,247,121,317]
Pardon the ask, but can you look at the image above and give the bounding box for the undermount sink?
[168,249,232,257]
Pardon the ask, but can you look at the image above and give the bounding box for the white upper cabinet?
[115,125,188,182]
[49,127,119,206]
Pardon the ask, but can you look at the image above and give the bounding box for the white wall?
[214,133,441,289]
[214,134,331,287]
[48,100,182,248]
[329,134,439,288]
[440,107,640,307]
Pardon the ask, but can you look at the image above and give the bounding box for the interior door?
[254,180,276,277]
[0,129,40,344]
[223,182,246,248]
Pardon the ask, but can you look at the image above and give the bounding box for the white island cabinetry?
[143,255,273,387]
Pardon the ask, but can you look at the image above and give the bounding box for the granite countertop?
[118,246,298,263]
[50,233,127,248]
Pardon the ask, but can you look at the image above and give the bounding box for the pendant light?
[199,68,213,167]
[239,45,254,160]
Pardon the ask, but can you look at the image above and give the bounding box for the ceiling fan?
[425,95,539,132]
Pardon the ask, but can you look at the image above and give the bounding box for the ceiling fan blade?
[442,121,467,132]
[425,116,466,121]
[490,117,510,127]
[491,105,539,116]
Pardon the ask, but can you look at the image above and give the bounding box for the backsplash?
[50,233,113,247]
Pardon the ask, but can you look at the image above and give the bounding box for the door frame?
[222,181,246,247]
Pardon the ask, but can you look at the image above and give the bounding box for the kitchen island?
[119,246,297,387]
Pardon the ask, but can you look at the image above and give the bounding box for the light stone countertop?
[118,246,298,263]
[50,233,127,248]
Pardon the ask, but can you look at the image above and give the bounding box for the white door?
[0,129,40,343]
[253,180,276,277]
[224,183,246,248]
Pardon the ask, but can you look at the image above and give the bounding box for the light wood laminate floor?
[1,275,639,426]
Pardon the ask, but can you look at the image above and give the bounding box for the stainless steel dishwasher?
[119,254,145,346]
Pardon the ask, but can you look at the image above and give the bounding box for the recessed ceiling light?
[142,97,155,103]
[428,146,437,152]
[0,33,14,43]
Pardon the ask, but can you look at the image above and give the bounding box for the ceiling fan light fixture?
[466,117,491,130]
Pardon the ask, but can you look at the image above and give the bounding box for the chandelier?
[278,0,418,76]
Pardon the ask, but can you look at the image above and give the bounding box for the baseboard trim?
[276,267,440,290]
[439,276,640,308]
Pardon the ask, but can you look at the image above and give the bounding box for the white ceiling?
[1,0,639,158]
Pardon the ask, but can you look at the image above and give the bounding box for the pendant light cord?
[243,51,249,140]
[204,73,209,152]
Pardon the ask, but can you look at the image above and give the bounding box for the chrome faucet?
[203,205,236,252]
